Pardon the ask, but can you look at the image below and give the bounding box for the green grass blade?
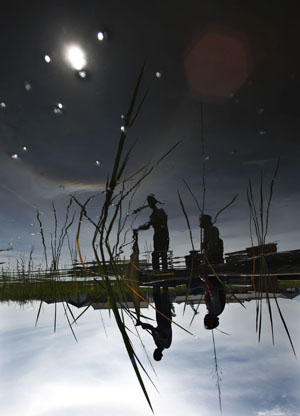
[35,300,43,327]
[274,296,297,358]
[213,194,239,225]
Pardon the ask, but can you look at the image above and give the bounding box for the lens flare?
[66,45,86,70]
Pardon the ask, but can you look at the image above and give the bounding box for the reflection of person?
[136,285,172,361]
[200,214,224,264]
[135,195,169,271]
[203,275,226,329]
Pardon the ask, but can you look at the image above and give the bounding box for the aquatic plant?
[247,158,296,357]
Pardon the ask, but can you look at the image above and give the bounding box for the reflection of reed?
[247,159,296,357]
[212,330,222,415]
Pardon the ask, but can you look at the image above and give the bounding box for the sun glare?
[65,45,86,70]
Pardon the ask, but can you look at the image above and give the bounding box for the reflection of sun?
[65,45,86,70]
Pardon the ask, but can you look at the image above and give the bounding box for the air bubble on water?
[0,102,6,108]
[120,126,126,133]
[24,81,32,91]
[259,130,267,135]
[258,108,264,115]
[11,153,19,160]
[155,71,162,78]
[44,54,51,63]
[95,160,101,166]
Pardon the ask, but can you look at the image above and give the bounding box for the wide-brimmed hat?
[147,195,159,205]
[200,214,212,225]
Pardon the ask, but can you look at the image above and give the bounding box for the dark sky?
[0,0,299,264]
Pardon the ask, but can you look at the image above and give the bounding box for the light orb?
[66,45,86,70]
[44,54,51,63]
[97,32,104,41]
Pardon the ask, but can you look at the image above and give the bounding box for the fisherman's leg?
[161,251,168,270]
[160,287,172,322]
[153,285,161,305]
[153,286,163,325]
[152,251,160,271]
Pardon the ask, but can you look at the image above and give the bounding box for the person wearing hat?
[134,195,169,271]
[200,214,224,264]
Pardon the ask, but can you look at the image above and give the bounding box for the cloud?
[256,406,298,416]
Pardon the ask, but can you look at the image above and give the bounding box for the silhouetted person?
[136,285,172,361]
[200,214,224,264]
[203,275,226,329]
[135,195,169,271]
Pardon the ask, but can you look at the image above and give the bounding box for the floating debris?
[258,108,264,115]
[120,126,126,133]
[11,154,19,160]
[95,160,101,166]
[22,146,28,152]
[259,130,267,135]
[155,71,162,78]
[0,102,6,108]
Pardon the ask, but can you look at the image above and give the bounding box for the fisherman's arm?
[134,221,151,232]
[136,320,155,332]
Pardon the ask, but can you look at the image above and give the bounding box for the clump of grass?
[247,158,296,357]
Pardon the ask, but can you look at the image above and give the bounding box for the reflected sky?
[0,299,299,415]
[0,1,299,265]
